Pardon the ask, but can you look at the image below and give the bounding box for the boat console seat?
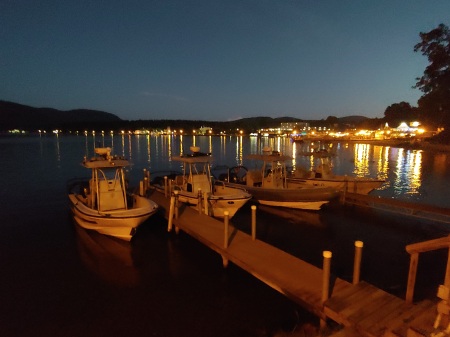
[187,174,211,194]
[98,179,126,211]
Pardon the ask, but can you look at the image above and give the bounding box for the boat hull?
[288,177,385,195]
[157,185,251,218]
[224,182,338,210]
[69,194,158,241]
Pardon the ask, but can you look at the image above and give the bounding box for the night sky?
[1,1,450,121]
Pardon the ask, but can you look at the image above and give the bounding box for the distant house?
[280,122,309,132]
[198,126,212,135]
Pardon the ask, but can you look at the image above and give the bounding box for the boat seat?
[189,174,211,194]
[98,179,126,211]
[246,170,262,187]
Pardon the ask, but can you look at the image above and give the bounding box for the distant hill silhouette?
[0,100,122,131]
[0,100,374,132]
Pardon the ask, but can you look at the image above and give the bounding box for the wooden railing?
[405,234,450,304]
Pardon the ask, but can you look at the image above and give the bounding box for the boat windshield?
[97,168,121,180]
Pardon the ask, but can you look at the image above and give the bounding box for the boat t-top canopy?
[246,146,291,162]
[172,146,213,164]
[172,155,213,164]
[82,147,130,169]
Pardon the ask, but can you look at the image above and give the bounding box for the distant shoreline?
[3,132,450,153]
[328,138,450,153]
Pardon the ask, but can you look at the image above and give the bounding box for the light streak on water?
[146,135,151,163]
[392,149,422,196]
[235,136,243,165]
[376,145,389,181]
[353,143,370,177]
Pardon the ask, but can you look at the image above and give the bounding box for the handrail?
[406,235,450,254]
[405,234,450,304]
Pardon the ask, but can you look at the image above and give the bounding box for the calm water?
[1,134,450,337]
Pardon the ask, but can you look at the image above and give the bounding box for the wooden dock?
[324,282,437,337]
[147,188,350,319]
[146,188,441,336]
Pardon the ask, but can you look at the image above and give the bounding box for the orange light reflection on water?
[235,136,243,165]
[353,143,371,177]
[376,145,389,181]
[393,149,422,195]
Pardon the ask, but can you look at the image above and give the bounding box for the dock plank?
[148,188,352,318]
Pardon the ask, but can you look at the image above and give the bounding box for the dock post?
[197,188,202,214]
[139,180,144,196]
[167,193,175,232]
[203,192,209,215]
[223,211,229,249]
[164,176,168,197]
[174,191,179,234]
[321,251,332,329]
[222,211,230,268]
[406,253,419,304]
[146,169,150,189]
[144,176,148,193]
[143,169,149,191]
[174,190,179,219]
[251,205,257,240]
[142,169,146,191]
[353,241,364,285]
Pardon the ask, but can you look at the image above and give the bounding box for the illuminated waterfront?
[1,134,449,337]
[78,133,450,208]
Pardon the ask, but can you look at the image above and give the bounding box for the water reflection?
[146,135,151,163]
[393,149,422,196]
[54,132,61,163]
[377,146,389,181]
[59,134,449,207]
[434,153,448,176]
[353,143,371,177]
[75,224,140,287]
[235,136,243,165]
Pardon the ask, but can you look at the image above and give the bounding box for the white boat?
[215,147,339,210]
[68,147,159,241]
[151,147,251,218]
[289,156,385,195]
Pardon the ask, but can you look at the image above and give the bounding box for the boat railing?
[405,234,450,326]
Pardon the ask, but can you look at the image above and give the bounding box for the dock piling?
[167,193,175,232]
[223,211,229,249]
[143,168,150,190]
[321,251,332,329]
[197,188,202,214]
[203,192,209,215]
[164,176,168,197]
[353,241,364,285]
[222,211,230,268]
[251,205,257,240]
[139,180,144,197]
[174,191,179,234]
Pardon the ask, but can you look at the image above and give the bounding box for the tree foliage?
[414,23,450,128]
[384,102,418,127]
